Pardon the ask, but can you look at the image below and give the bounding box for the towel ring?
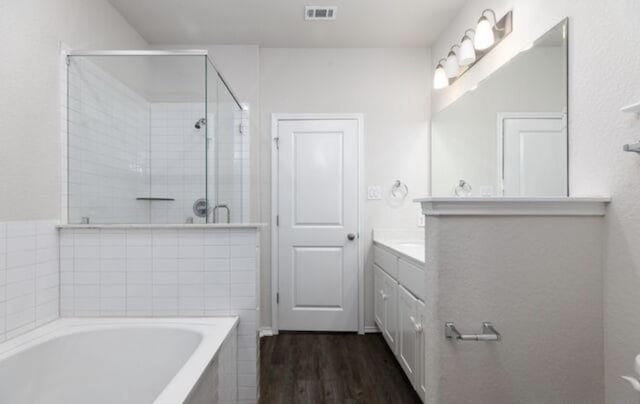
[390,180,409,200]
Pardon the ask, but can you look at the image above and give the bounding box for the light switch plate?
[417,213,425,227]
[367,186,382,200]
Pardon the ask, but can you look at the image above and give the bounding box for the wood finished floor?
[259,332,422,404]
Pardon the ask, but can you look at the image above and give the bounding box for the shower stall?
[65,50,247,224]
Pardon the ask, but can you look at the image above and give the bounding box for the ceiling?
[107,0,468,47]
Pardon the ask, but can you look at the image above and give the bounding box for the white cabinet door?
[398,285,419,386]
[381,271,398,353]
[374,265,385,330]
[417,299,427,400]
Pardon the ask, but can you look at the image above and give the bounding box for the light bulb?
[444,51,459,78]
[474,15,495,50]
[433,62,449,90]
[458,35,476,66]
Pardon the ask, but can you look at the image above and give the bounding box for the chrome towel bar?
[445,322,501,342]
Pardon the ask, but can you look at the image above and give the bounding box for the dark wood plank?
[260,332,422,404]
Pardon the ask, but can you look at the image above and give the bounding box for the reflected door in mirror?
[501,114,567,196]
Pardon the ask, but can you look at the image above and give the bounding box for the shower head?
[195,118,206,130]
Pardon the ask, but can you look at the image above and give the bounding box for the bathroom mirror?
[431,19,568,197]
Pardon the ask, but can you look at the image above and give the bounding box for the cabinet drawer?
[374,245,398,279]
[398,258,425,301]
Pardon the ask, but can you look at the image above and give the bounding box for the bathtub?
[0,317,238,404]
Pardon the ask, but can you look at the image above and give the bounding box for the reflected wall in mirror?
[431,19,568,197]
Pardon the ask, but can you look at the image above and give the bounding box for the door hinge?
[274,137,280,150]
[276,292,280,304]
[276,215,279,226]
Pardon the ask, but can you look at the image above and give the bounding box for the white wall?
[0,0,148,222]
[430,1,640,402]
[259,48,431,329]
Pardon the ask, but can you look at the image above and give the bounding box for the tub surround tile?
[0,220,59,343]
[58,226,260,403]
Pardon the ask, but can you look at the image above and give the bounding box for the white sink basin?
[382,240,425,263]
[393,241,423,249]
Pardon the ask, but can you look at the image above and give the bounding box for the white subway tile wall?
[149,102,250,224]
[0,220,59,342]
[149,103,207,224]
[67,57,150,224]
[59,227,259,403]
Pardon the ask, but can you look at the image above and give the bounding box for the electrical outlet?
[417,213,425,227]
[367,186,382,200]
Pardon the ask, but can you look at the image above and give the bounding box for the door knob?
[347,233,356,241]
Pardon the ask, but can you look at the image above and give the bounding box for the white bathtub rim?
[0,317,239,404]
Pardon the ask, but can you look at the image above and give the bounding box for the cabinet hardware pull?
[409,316,423,333]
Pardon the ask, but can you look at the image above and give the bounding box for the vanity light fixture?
[474,9,500,50]
[433,59,449,89]
[458,30,476,66]
[432,9,512,89]
[444,45,461,78]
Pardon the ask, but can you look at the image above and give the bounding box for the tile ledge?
[414,196,611,217]
[56,223,267,230]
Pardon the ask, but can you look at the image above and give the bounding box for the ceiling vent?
[305,6,337,20]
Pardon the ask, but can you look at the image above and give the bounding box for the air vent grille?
[305,6,337,20]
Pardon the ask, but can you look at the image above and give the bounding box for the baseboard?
[259,327,275,338]
[260,326,378,336]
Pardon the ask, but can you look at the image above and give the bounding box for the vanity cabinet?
[374,264,398,353]
[373,244,426,402]
[398,285,421,387]
[416,299,427,399]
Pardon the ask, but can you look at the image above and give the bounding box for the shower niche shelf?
[136,197,175,201]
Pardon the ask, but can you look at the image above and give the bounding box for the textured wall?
[430,1,640,401]
[427,215,604,403]
[0,0,148,221]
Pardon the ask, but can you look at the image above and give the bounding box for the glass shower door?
[206,60,245,223]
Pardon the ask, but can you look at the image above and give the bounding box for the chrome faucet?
[212,204,231,223]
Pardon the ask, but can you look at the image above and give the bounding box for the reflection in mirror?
[431,19,568,197]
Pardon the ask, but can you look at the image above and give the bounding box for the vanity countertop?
[372,229,425,265]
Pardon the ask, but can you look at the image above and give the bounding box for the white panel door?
[502,115,567,196]
[398,285,418,385]
[277,119,359,331]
